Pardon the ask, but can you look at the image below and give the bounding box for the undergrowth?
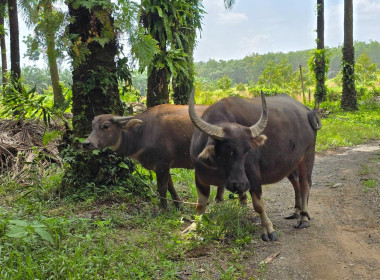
[316,100,380,151]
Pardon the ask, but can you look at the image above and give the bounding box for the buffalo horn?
[188,88,225,140]
[250,91,268,136]
[112,116,134,123]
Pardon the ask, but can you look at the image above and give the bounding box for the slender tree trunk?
[7,0,20,80]
[143,1,170,108]
[147,65,169,108]
[341,0,357,110]
[314,0,326,103]
[45,2,65,107]
[0,0,7,85]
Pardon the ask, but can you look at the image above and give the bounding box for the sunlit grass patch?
[316,105,380,152]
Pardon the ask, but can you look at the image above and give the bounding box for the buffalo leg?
[155,168,171,209]
[295,154,314,229]
[215,186,224,203]
[167,174,182,210]
[195,176,210,215]
[285,170,301,220]
[239,192,248,205]
[250,191,277,241]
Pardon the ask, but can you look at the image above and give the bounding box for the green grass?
[0,166,256,279]
[316,103,380,152]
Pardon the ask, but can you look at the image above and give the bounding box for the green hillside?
[195,41,380,84]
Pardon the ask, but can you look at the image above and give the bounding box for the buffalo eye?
[102,123,110,129]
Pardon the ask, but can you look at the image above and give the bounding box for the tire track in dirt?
[248,142,380,280]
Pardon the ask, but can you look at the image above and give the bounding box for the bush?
[235,83,246,91]
[59,143,152,202]
[217,75,232,91]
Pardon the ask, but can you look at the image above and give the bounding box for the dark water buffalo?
[83,104,228,209]
[189,89,321,241]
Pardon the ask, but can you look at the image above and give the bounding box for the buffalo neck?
[115,126,143,157]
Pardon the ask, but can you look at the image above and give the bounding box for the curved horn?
[250,91,268,136]
[188,88,225,140]
[112,116,134,123]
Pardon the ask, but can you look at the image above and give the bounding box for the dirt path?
[249,141,380,280]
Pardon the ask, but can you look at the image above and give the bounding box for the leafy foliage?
[356,52,378,88]
[0,80,68,123]
[217,74,232,91]
[60,143,151,201]
[309,48,330,103]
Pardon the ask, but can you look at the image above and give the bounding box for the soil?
[247,141,380,280]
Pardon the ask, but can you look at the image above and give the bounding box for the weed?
[196,200,256,246]
[363,179,378,193]
[359,164,370,175]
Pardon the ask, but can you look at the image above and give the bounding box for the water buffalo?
[83,104,227,209]
[189,89,321,241]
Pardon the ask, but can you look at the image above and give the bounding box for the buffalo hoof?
[261,232,278,242]
[174,202,183,211]
[295,220,310,229]
[284,213,299,220]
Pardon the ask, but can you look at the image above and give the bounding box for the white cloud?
[355,0,380,14]
[239,35,273,54]
[215,12,248,26]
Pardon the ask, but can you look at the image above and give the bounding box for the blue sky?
[16,0,380,67]
[193,0,380,61]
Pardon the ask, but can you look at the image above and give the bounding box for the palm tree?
[341,0,357,110]
[314,0,326,103]
[224,0,236,9]
[7,0,20,80]
[20,0,65,107]
[61,0,125,194]
[172,0,203,105]
[67,1,123,137]
[0,0,7,85]
[140,0,191,107]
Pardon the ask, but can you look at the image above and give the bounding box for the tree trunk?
[7,0,20,80]
[0,0,7,85]
[341,0,358,110]
[61,1,126,197]
[45,2,65,108]
[314,0,326,103]
[67,3,123,137]
[146,64,169,108]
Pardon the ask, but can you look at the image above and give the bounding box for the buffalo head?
[82,114,143,151]
[189,89,268,194]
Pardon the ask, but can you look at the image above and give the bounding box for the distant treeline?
[195,41,380,85]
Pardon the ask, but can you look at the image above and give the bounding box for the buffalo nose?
[227,182,250,194]
[82,140,91,149]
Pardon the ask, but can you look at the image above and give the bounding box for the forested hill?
[195,41,380,84]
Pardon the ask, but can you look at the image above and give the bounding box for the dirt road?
[249,141,380,280]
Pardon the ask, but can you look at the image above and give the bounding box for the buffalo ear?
[251,135,267,147]
[197,145,216,167]
[122,119,143,130]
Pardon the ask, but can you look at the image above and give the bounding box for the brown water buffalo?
[189,89,321,241]
[83,104,227,209]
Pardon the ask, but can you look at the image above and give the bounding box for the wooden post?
[299,65,305,103]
